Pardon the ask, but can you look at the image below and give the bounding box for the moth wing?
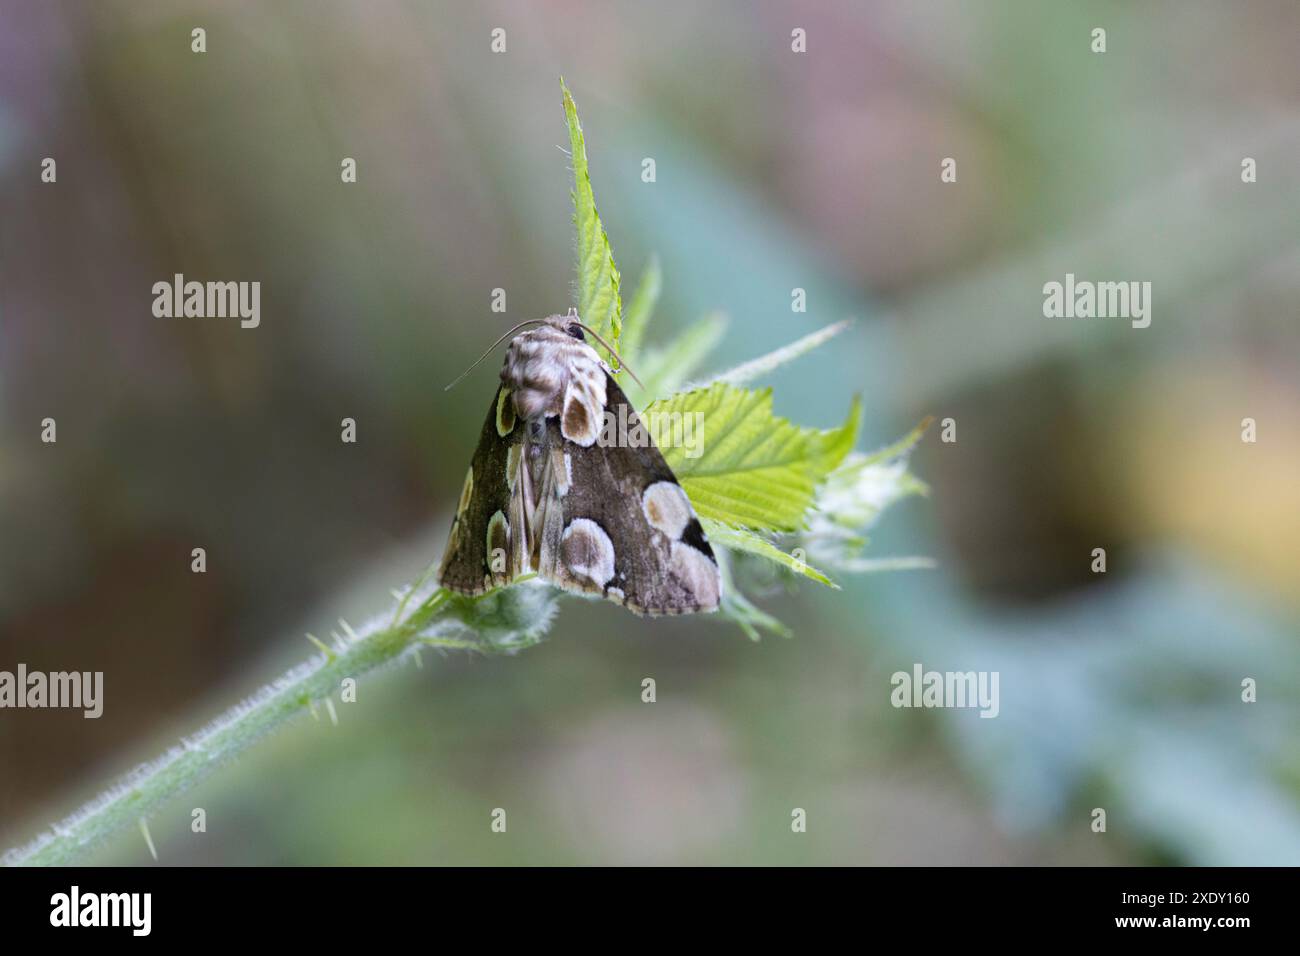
[535,373,721,615]
[438,385,528,595]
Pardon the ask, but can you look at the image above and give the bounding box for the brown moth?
[438,311,721,615]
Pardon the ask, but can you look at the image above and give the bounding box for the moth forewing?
[437,384,519,596]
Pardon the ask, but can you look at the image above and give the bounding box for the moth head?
[538,309,586,341]
[535,310,644,389]
[444,310,642,396]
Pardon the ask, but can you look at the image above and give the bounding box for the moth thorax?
[501,326,602,421]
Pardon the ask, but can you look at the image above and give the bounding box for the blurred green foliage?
[3,0,1299,865]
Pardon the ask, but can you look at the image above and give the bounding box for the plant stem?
[2,580,557,867]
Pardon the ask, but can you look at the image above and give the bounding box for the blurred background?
[2,0,1299,865]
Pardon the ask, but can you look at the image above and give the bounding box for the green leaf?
[620,255,661,363]
[710,320,851,387]
[626,311,728,409]
[561,78,621,359]
[701,518,838,588]
[720,588,792,641]
[709,546,792,640]
[652,382,861,532]
[861,414,934,466]
[801,417,933,572]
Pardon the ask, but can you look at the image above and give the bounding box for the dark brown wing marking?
[438,385,523,595]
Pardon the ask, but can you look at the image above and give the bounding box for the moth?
[438,310,721,615]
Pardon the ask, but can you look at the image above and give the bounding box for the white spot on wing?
[486,510,509,553]
[642,481,692,539]
[561,518,615,588]
[457,466,474,515]
[496,388,516,437]
[668,540,721,609]
[561,380,603,446]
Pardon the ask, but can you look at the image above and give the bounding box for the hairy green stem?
[2,580,558,867]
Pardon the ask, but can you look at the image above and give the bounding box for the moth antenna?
[575,322,645,390]
[443,320,546,392]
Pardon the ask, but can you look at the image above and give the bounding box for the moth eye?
[566,324,585,340]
